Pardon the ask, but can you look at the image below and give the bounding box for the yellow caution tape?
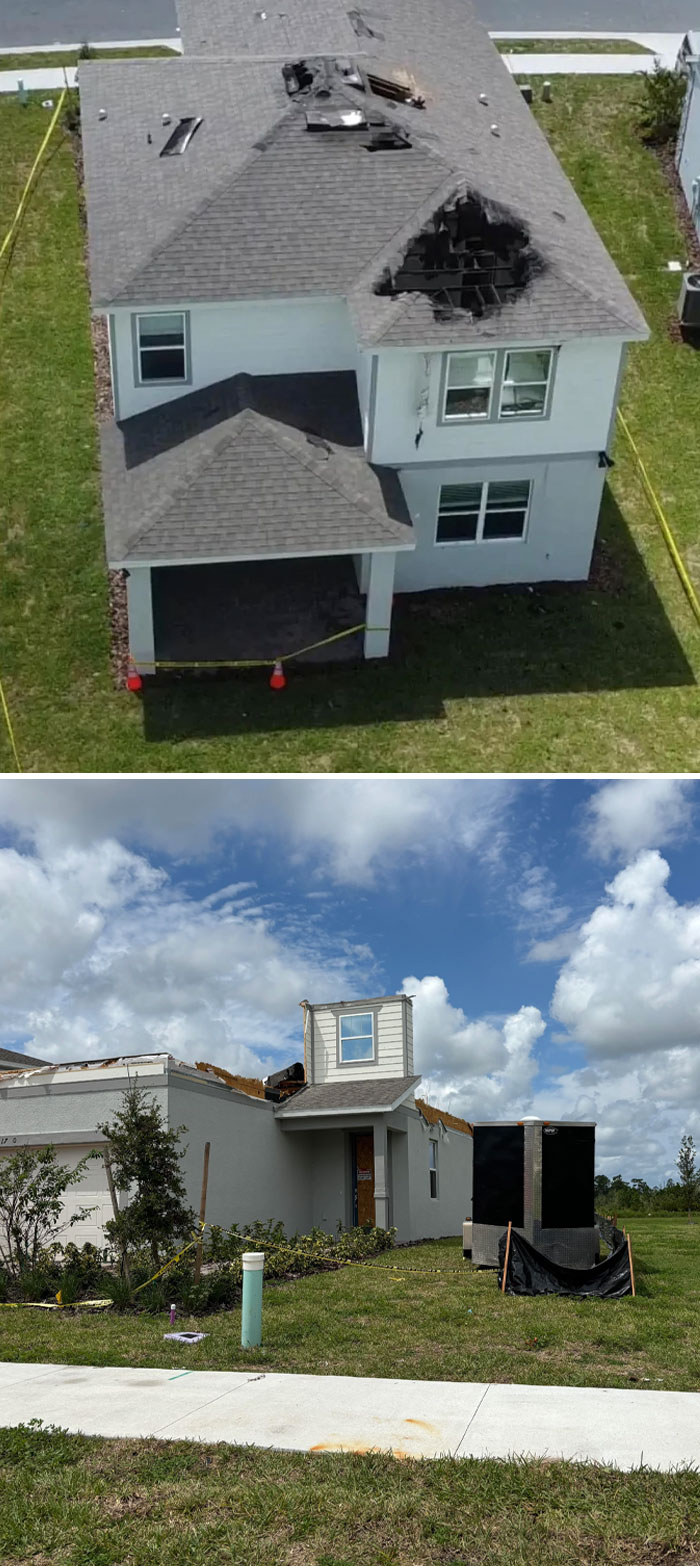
[0,678,21,772]
[0,88,67,269]
[129,623,391,672]
[617,409,700,628]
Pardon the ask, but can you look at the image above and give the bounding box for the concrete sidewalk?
[1,1362,699,1469]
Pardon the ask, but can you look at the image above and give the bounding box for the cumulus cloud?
[0,778,515,886]
[403,974,546,1122]
[584,778,693,862]
[0,838,370,1071]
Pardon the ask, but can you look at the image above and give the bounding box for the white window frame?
[429,1138,438,1199]
[441,351,497,422]
[436,478,532,546]
[134,311,189,387]
[499,348,553,420]
[440,347,556,424]
[338,1011,375,1065]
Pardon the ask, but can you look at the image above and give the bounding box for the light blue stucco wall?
[677,59,700,239]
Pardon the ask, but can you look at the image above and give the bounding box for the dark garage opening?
[151,555,365,666]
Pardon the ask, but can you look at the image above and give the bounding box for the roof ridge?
[251,410,390,525]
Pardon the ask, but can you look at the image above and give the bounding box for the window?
[339,1012,374,1063]
[437,479,531,544]
[443,352,495,420]
[429,1139,438,1198]
[136,313,187,384]
[499,349,552,418]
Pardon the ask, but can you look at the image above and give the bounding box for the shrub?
[635,62,687,145]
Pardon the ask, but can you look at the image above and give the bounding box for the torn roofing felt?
[79,0,649,344]
[100,371,414,565]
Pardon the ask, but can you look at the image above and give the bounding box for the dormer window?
[339,1011,375,1063]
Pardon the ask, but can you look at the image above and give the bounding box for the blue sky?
[0,776,698,1183]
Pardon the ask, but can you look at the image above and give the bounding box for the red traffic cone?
[126,663,143,693]
[269,659,286,691]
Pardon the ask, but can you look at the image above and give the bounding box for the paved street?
[0,0,694,48]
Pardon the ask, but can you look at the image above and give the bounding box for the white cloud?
[0,838,370,1073]
[0,778,515,886]
[585,778,693,862]
[403,974,546,1122]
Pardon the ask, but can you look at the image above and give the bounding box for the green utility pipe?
[241,1251,264,1348]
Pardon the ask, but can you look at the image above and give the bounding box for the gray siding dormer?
[308,994,413,1085]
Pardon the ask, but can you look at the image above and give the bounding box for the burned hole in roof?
[374,191,544,318]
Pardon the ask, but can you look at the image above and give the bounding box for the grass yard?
[3,1421,700,1566]
[2,1221,699,1391]
[494,38,652,53]
[2,80,700,771]
[0,47,177,71]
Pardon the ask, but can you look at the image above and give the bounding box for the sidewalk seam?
[453,1382,492,1457]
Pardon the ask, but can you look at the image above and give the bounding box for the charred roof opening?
[160,116,202,157]
[305,106,368,130]
[282,59,315,94]
[374,191,544,318]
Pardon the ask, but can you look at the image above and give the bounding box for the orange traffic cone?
[269,659,286,691]
[126,663,143,693]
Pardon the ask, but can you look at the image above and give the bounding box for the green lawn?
[3,1420,700,1566]
[0,47,177,72]
[2,81,700,771]
[2,1222,699,1391]
[494,37,652,53]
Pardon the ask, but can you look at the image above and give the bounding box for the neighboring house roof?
[275,1075,421,1115]
[79,0,648,345]
[0,1046,47,1068]
[101,370,413,566]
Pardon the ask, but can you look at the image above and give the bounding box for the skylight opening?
[160,116,202,157]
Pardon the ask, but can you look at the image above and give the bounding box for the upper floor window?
[429,1139,438,1198]
[500,349,553,418]
[437,479,531,544]
[135,312,188,384]
[443,351,496,420]
[339,1012,374,1063]
[441,347,554,423]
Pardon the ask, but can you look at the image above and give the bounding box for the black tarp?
[541,1124,595,1228]
[473,1125,524,1227]
[498,1226,632,1298]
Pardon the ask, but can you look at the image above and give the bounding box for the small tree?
[635,62,687,146]
[0,1146,95,1279]
[98,1085,194,1269]
[677,1133,698,1219]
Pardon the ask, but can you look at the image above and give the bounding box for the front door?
[352,1132,375,1226]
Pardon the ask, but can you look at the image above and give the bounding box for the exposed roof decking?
[102,370,413,565]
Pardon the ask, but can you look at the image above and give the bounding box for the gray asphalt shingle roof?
[101,370,413,564]
[79,0,648,345]
[275,1076,421,1115]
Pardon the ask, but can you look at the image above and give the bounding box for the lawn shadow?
[141,488,695,745]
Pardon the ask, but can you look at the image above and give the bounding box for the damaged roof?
[101,370,413,565]
[79,0,648,346]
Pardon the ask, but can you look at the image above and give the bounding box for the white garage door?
[0,1144,113,1252]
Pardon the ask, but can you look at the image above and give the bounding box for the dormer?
[304,993,414,1084]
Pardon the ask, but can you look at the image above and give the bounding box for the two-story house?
[0,994,473,1244]
[79,0,648,673]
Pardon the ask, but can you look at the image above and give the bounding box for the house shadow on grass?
[141,489,695,745]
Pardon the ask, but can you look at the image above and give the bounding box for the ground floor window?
[436,478,531,544]
[429,1138,438,1198]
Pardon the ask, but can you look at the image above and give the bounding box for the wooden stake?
[103,1146,131,1288]
[627,1233,636,1297]
[501,1220,512,1293]
[194,1141,211,1286]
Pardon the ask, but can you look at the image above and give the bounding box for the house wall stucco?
[677,60,700,239]
[110,297,358,421]
[406,1111,473,1240]
[370,338,626,466]
[395,455,605,589]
